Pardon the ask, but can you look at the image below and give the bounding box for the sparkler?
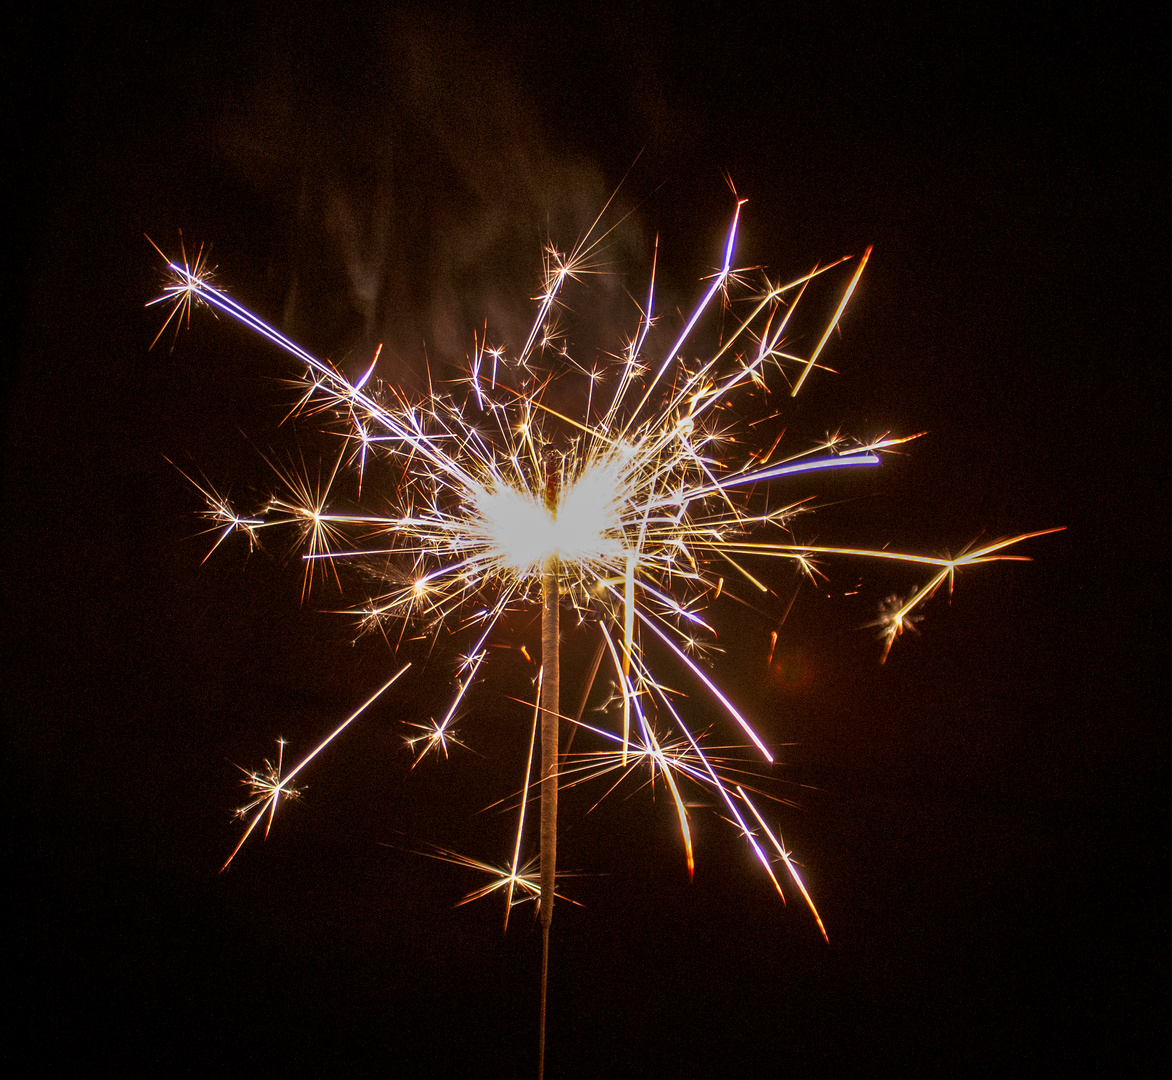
[152,199,1055,1071]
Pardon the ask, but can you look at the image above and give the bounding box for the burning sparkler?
[152,199,1055,1064]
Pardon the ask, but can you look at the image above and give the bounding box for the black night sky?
[8,4,1163,1076]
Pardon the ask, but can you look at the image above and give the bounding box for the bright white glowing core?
[470,455,628,575]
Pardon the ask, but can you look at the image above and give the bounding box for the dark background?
[7,3,1163,1075]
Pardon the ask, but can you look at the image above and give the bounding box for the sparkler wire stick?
[538,466,560,1080]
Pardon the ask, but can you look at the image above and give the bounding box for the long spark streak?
[504,674,543,927]
[223,664,409,870]
[158,198,1055,933]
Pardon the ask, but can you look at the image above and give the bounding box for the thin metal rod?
[539,921,550,1079]
[538,551,559,1079]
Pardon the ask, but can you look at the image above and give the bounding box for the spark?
[234,738,300,840]
[420,845,543,908]
[221,665,409,870]
[145,233,214,348]
[156,198,1057,933]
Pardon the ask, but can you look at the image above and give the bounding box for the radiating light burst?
[154,198,1057,938]
[234,738,301,834]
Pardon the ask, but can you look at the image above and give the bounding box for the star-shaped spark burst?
[154,195,1058,941]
